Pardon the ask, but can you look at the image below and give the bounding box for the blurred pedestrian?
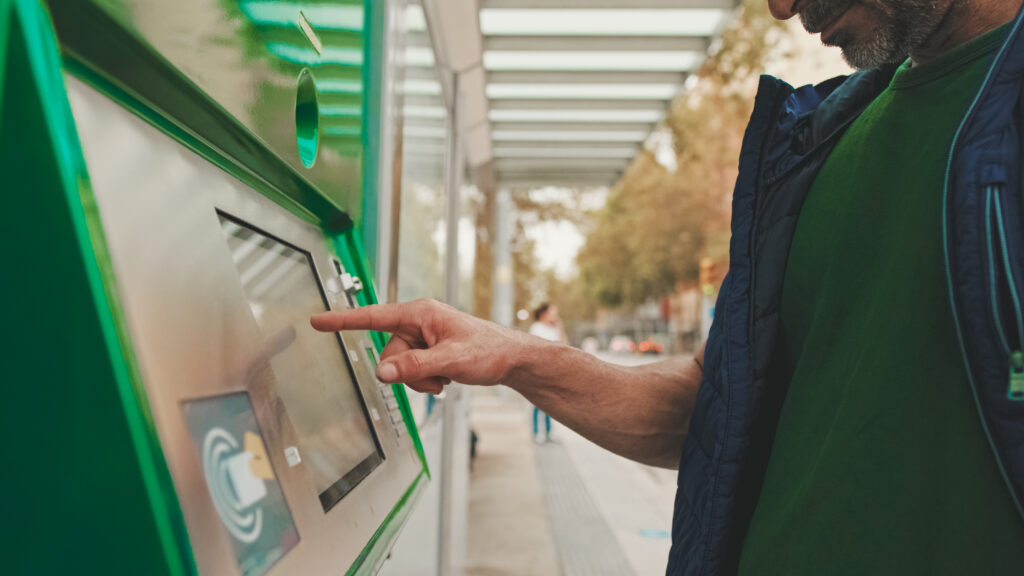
[528,303,564,443]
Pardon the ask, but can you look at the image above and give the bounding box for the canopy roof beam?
[483,0,736,9]
[487,71,688,84]
[484,35,709,52]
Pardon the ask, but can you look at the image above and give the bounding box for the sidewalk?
[465,388,561,576]
[466,355,679,576]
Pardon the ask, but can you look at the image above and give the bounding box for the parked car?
[609,335,636,354]
[638,336,665,355]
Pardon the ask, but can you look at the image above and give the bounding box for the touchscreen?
[219,214,382,512]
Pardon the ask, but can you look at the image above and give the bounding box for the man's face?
[783,0,954,68]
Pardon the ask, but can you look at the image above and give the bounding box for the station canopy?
[476,0,740,189]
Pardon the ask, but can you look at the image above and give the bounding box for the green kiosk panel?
[2,0,428,574]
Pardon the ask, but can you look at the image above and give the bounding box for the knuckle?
[406,350,425,374]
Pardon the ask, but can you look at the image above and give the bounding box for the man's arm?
[311,299,703,469]
[509,340,702,468]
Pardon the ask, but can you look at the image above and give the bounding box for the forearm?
[309,299,702,468]
[505,341,703,469]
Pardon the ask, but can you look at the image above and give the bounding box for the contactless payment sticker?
[184,393,299,576]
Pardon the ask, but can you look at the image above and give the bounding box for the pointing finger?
[311,303,415,334]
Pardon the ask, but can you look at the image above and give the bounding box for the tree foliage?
[510,187,599,317]
[576,0,786,308]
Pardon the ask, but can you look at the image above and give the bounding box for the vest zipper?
[1010,351,1024,400]
[990,186,1024,400]
[984,187,1012,354]
[941,9,1024,522]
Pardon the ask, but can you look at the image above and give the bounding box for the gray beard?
[800,0,949,69]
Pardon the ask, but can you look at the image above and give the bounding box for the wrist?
[500,330,547,392]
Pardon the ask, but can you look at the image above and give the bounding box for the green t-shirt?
[737,24,1024,575]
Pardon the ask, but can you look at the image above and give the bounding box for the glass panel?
[389,1,449,426]
[219,214,383,513]
[395,1,448,305]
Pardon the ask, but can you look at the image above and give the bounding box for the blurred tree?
[509,187,597,320]
[577,0,786,308]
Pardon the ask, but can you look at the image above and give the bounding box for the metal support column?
[491,187,514,327]
[438,71,463,576]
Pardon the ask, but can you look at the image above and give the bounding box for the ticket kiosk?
[2,1,429,574]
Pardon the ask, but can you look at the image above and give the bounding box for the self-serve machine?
[2,1,429,575]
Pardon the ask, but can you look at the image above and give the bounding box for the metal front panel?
[66,75,422,576]
[61,0,370,218]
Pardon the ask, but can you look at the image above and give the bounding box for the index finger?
[310,303,413,334]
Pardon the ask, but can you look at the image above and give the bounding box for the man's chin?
[839,43,904,70]
[819,7,912,69]
[823,29,851,49]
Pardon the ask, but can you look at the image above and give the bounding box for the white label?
[297,12,323,54]
[225,452,267,508]
[284,446,301,468]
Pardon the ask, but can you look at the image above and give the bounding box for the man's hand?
[311,298,532,394]
[312,298,702,468]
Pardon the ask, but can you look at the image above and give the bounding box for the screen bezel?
[217,210,385,513]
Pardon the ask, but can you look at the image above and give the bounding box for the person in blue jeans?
[527,303,564,444]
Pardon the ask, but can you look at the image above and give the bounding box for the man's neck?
[910,0,1021,66]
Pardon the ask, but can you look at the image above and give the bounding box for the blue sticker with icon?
[184,393,299,576]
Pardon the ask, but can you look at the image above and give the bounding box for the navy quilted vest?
[666,10,1024,575]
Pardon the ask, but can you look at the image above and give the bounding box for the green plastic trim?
[330,231,431,477]
[0,1,10,99]
[345,471,430,576]
[360,0,386,266]
[3,1,194,573]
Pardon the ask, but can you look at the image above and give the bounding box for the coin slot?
[295,68,319,168]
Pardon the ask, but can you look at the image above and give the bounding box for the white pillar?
[491,187,514,327]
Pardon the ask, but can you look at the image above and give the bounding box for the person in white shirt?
[528,303,565,443]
